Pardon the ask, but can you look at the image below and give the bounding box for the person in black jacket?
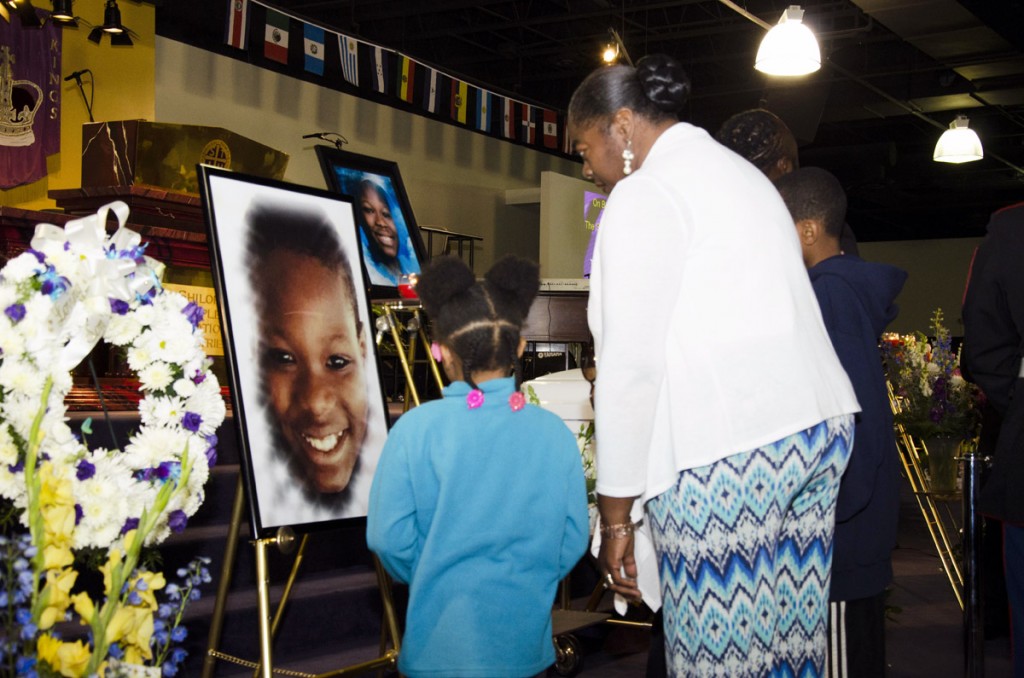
[776,167,908,677]
[962,200,1024,676]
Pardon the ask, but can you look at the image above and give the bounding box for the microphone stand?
[70,70,95,123]
[302,131,348,150]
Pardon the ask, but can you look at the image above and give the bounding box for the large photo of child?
[200,168,389,534]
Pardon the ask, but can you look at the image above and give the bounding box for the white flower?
[172,377,197,399]
[105,313,143,346]
[1,251,44,281]
[138,361,175,391]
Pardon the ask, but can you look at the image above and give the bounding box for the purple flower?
[74,504,83,526]
[109,298,130,315]
[182,412,203,433]
[121,517,140,535]
[168,509,188,533]
[39,265,70,299]
[5,303,25,323]
[26,248,45,263]
[182,301,205,329]
[76,459,96,480]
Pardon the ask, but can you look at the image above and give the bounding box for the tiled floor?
[559,488,1015,676]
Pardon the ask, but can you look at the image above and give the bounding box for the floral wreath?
[0,200,225,550]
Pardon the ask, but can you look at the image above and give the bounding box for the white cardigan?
[589,122,860,504]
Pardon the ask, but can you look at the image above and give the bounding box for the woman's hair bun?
[635,54,691,114]
[484,255,540,320]
[415,255,476,317]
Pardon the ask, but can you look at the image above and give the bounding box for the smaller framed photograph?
[315,146,427,299]
[198,165,391,537]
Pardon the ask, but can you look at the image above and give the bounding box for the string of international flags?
[224,0,572,155]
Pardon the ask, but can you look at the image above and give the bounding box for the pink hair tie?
[466,389,484,409]
[508,391,526,412]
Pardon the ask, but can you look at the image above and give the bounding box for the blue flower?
[76,459,96,480]
[38,265,70,300]
[110,298,130,315]
[181,412,202,433]
[182,302,204,329]
[4,303,25,323]
[108,642,124,659]
[170,626,187,642]
[168,510,188,534]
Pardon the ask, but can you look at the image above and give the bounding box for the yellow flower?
[106,606,155,664]
[99,546,124,593]
[71,591,96,622]
[42,503,76,542]
[41,543,74,570]
[130,570,167,610]
[37,633,91,677]
[37,567,78,630]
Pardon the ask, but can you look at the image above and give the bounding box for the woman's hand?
[598,531,642,602]
[597,493,642,602]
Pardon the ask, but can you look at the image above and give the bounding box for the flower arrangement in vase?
[882,308,982,496]
[0,203,224,677]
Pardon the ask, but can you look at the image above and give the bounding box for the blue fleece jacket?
[367,377,590,677]
[809,254,907,601]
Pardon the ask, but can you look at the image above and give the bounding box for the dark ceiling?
[262,1,1024,241]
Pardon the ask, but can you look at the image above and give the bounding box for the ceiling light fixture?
[601,27,633,67]
[933,115,984,164]
[50,0,74,23]
[88,0,134,45]
[6,0,43,28]
[755,5,821,76]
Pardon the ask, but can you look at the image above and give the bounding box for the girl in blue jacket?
[367,255,590,678]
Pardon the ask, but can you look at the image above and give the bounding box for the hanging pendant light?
[755,5,821,76]
[933,115,984,163]
[51,0,73,22]
[101,0,123,33]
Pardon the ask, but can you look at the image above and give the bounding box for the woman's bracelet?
[600,521,636,540]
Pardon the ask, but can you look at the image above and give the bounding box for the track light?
[755,5,821,76]
[51,0,74,23]
[933,115,984,164]
[88,0,134,45]
[6,0,43,28]
[601,27,633,67]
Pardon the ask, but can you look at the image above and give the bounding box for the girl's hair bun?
[484,255,540,320]
[415,255,476,318]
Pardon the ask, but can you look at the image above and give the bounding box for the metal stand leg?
[203,476,247,678]
[963,451,985,677]
[254,538,275,678]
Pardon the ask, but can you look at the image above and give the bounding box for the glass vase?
[922,436,962,499]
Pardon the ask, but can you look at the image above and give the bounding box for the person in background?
[568,54,860,675]
[776,167,908,677]
[961,200,1024,678]
[716,108,860,257]
[246,200,383,524]
[367,255,589,678]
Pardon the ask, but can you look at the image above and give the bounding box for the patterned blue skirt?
[647,415,854,677]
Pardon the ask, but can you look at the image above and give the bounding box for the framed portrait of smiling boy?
[198,165,391,537]
[315,146,427,299]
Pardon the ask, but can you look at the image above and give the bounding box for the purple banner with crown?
[0,9,61,189]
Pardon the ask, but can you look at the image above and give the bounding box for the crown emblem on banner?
[0,46,42,148]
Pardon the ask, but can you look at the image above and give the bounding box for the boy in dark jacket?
[776,167,908,677]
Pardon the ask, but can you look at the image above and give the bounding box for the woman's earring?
[430,342,443,363]
[622,139,635,175]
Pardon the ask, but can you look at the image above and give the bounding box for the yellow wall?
[0,0,155,209]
